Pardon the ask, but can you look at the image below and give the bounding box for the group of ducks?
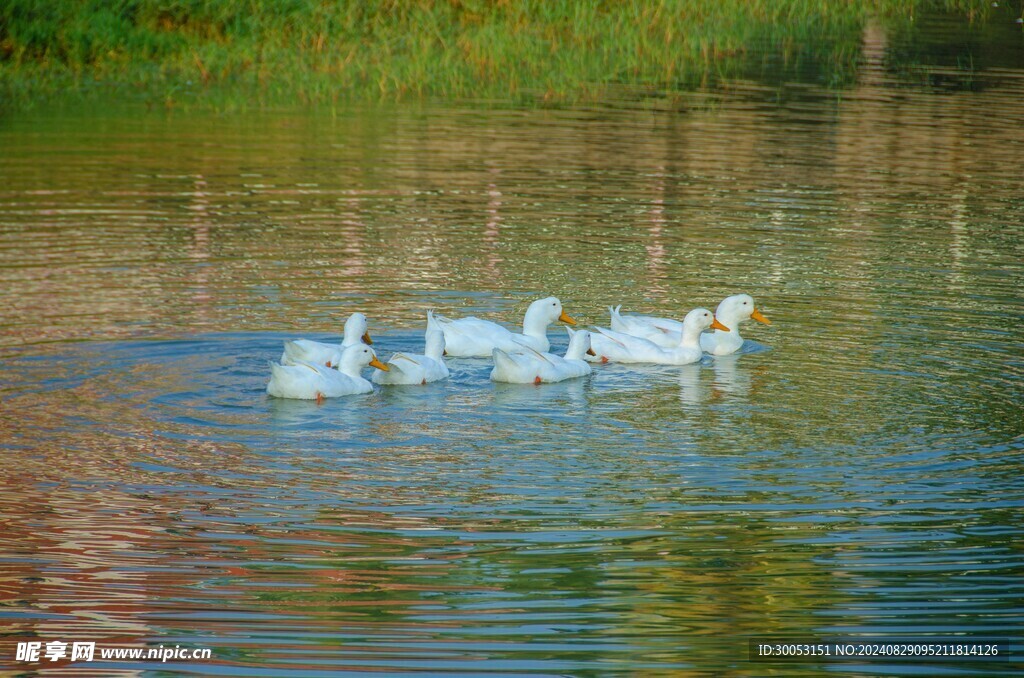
[266,294,771,401]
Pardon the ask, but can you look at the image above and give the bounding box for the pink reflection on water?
[484,168,504,277]
[645,168,668,301]
[187,175,212,320]
[338,196,368,279]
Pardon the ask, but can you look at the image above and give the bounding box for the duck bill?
[587,348,597,356]
[558,310,577,325]
[750,309,771,325]
[362,331,373,345]
[710,317,730,332]
[369,357,389,371]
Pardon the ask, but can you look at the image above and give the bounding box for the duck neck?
[338,360,365,379]
[679,324,706,348]
[342,323,363,346]
[717,313,744,340]
[522,309,551,339]
[424,331,445,361]
[564,339,587,361]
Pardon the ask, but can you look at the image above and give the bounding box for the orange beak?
[710,317,730,332]
[750,308,771,325]
[369,356,389,371]
[362,331,373,345]
[558,310,577,325]
[586,347,597,356]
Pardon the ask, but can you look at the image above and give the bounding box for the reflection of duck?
[268,344,387,400]
[677,363,707,407]
[435,297,576,356]
[265,392,382,433]
[281,313,372,368]
[710,353,751,398]
[490,372,589,412]
[373,379,453,413]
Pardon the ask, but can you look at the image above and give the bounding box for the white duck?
[267,343,388,401]
[281,312,373,368]
[608,294,770,355]
[699,294,770,356]
[491,327,595,384]
[588,308,728,364]
[372,310,450,386]
[435,297,576,357]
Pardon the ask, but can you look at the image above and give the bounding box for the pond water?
[1,14,1023,677]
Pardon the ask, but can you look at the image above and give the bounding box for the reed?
[0,0,992,107]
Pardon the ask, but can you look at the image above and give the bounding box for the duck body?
[589,308,727,365]
[281,312,373,367]
[436,297,576,357]
[268,343,387,399]
[434,315,537,356]
[490,328,593,384]
[373,310,451,386]
[607,306,682,348]
[588,327,702,365]
[372,352,449,385]
[267,361,374,399]
[281,340,344,369]
[699,327,745,356]
[609,305,684,336]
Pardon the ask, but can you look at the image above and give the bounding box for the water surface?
[1,17,1023,677]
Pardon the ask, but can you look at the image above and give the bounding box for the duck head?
[339,343,388,377]
[564,326,595,360]
[680,307,729,345]
[714,294,770,330]
[343,312,373,346]
[523,296,576,337]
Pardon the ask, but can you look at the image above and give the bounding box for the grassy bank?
[0,0,993,107]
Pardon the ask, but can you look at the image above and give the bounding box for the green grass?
[0,0,995,108]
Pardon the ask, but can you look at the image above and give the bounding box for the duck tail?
[426,309,443,332]
[492,347,518,372]
[608,305,625,331]
[595,326,628,348]
[269,361,288,380]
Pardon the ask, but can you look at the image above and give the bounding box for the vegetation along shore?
[0,0,1000,108]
